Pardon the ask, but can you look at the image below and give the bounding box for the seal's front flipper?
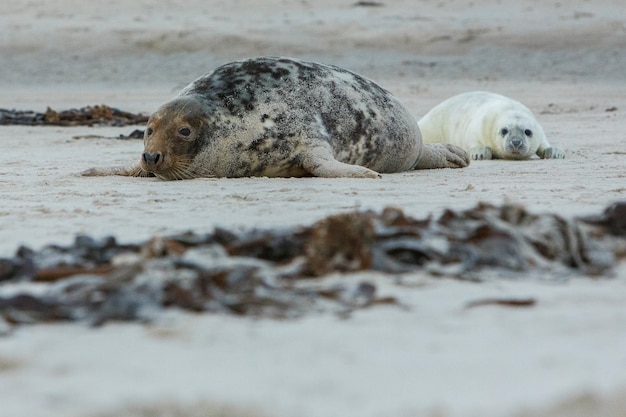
[81,163,152,177]
[537,147,566,159]
[301,146,381,178]
[415,144,470,169]
[467,146,493,161]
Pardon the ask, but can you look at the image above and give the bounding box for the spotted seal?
[83,57,469,180]
[418,91,566,160]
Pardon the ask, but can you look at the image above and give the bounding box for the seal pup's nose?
[510,139,523,150]
[142,152,162,166]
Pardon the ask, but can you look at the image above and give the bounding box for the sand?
[1,1,625,416]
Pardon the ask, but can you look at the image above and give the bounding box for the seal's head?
[141,97,209,180]
[491,114,542,160]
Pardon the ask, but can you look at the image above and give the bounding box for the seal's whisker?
[160,157,194,181]
[176,162,197,181]
[176,166,193,180]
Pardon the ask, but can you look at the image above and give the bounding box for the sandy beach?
[1,1,626,416]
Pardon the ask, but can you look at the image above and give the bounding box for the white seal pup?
[418,91,565,160]
[83,56,469,180]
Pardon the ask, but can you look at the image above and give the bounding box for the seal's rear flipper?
[414,144,470,169]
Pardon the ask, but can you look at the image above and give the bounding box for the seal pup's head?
[489,112,544,160]
[141,96,210,180]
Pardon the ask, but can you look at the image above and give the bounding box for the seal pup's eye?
[500,128,509,136]
[524,129,533,137]
[146,127,153,136]
[178,127,191,137]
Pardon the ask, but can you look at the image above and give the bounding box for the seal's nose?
[142,152,162,167]
[511,139,523,150]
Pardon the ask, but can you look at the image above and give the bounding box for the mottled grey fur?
[83,57,469,180]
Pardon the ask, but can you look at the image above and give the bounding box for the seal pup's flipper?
[468,146,493,160]
[537,146,566,159]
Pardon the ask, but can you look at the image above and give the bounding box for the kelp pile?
[0,105,148,126]
[0,202,624,332]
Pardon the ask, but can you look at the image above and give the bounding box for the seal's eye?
[500,128,509,136]
[524,129,533,137]
[179,127,191,137]
[146,127,153,136]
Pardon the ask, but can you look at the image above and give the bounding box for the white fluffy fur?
[418,91,565,160]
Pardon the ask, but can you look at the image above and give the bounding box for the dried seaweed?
[0,202,624,332]
[353,1,385,6]
[0,105,148,126]
[465,298,537,309]
[72,129,145,140]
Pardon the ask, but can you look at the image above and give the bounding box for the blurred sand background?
[1,1,626,416]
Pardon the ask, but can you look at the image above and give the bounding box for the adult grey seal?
[83,57,469,180]
[418,91,566,160]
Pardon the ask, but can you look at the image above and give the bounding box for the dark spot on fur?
[248,138,266,151]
